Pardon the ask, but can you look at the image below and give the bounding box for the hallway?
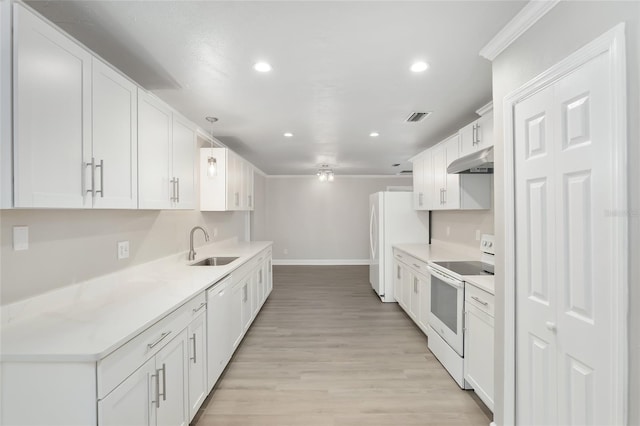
[195,265,491,425]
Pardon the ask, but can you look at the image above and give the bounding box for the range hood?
[447,146,494,174]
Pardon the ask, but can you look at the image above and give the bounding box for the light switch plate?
[117,241,130,260]
[13,226,28,251]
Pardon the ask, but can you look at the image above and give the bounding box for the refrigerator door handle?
[369,204,377,259]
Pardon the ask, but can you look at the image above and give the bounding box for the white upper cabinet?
[13,4,92,208]
[138,90,196,210]
[91,58,138,209]
[200,147,254,212]
[431,134,461,210]
[138,90,173,209]
[412,153,431,211]
[459,105,494,158]
[171,115,196,210]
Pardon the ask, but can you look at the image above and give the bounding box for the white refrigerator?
[369,191,429,302]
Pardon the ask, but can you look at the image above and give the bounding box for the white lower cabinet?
[99,329,188,426]
[187,311,207,421]
[98,357,157,426]
[393,249,431,339]
[464,283,494,411]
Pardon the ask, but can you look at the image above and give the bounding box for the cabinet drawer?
[395,251,428,275]
[232,248,270,280]
[465,283,494,316]
[97,292,206,399]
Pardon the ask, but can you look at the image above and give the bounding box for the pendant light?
[205,117,218,178]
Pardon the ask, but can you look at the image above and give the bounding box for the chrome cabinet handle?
[259,270,263,284]
[412,263,420,269]
[95,159,104,197]
[472,124,477,145]
[413,277,418,293]
[176,177,180,203]
[243,284,247,302]
[159,363,166,401]
[169,178,176,202]
[443,189,447,204]
[190,333,197,363]
[192,302,206,314]
[147,331,172,350]
[85,158,95,196]
[151,371,160,408]
[471,295,489,306]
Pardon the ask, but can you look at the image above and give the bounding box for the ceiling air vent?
[405,112,432,123]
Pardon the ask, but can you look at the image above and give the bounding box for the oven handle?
[427,266,464,289]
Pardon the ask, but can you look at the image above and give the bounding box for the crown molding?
[476,101,493,116]
[479,0,561,61]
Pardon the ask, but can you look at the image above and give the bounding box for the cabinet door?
[225,151,238,210]
[417,273,431,335]
[256,264,265,307]
[464,305,494,411]
[245,162,254,211]
[155,330,188,426]
[98,357,155,426]
[475,113,493,151]
[92,58,137,209]
[231,281,244,349]
[443,135,460,209]
[187,312,207,421]
[409,274,419,320]
[13,4,92,208]
[401,268,412,311]
[431,144,446,210]
[412,156,425,210]
[207,280,231,390]
[171,116,196,210]
[242,278,252,331]
[138,91,172,209]
[266,259,273,295]
[393,260,402,303]
[459,121,476,157]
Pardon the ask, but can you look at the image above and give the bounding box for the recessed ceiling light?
[283,132,293,138]
[254,62,272,72]
[410,61,429,73]
[369,132,380,137]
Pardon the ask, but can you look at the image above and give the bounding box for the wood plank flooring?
[195,265,492,426]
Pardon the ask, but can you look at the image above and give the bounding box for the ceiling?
[26,1,525,175]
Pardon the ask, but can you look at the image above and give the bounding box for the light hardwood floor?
[195,265,492,426]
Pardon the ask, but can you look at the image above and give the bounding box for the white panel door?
[187,312,207,421]
[13,4,92,208]
[155,331,188,426]
[138,91,172,209]
[515,52,616,425]
[92,58,137,209]
[171,116,195,210]
[98,357,155,426]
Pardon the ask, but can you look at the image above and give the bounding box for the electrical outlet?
[117,241,130,260]
[475,230,481,241]
[13,226,29,251]
[283,248,289,255]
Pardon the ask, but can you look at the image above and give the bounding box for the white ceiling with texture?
[27,1,524,175]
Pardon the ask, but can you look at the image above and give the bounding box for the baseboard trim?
[272,259,370,266]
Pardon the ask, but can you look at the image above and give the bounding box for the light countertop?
[0,239,272,362]
[393,240,495,295]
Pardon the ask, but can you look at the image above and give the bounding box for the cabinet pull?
[147,331,172,350]
[192,302,207,314]
[412,263,420,269]
[95,159,104,198]
[443,189,447,204]
[169,178,176,202]
[259,270,263,284]
[190,333,197,363]
[85,158,96,196]
[151,371,160,408]
[463,310,468,333]
[176,178,180,203]
[414,277,418,293]
[471,295,489,306]
[159,363,167,401]
[243,284,247,302]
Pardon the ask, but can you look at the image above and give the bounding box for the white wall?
[491,2,640,424]
[264,176,412,262]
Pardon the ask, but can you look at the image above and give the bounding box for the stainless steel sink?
[191,256,239,266]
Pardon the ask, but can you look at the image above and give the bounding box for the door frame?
[502,24,628,425]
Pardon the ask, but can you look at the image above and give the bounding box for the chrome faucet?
[188,226,210,261]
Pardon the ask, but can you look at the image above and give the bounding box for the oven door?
[427,266,465,356]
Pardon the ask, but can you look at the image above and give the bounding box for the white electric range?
[426,234,495,389]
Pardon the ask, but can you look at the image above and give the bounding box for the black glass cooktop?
[433,261,494,276]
